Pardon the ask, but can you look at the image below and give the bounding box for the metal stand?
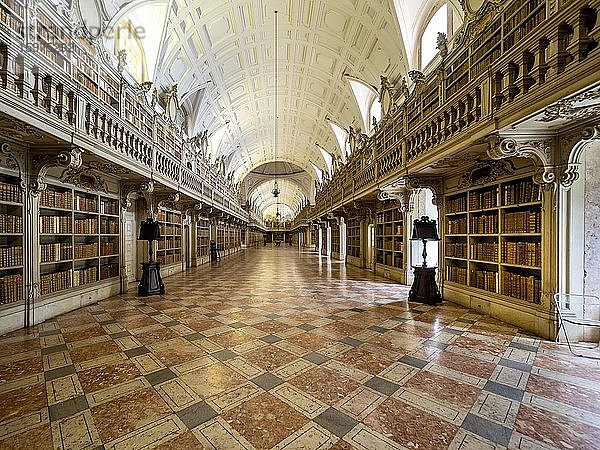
[408,237,441,305]
[138,239,164,296]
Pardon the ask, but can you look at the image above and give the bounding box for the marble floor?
[1,247,600,450]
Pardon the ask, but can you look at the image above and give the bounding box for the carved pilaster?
[29,147,83,195]
[404,177,443,206]
[560,125,600,188]
[120,180,154,212]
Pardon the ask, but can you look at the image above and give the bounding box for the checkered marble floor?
[1,247,600,450]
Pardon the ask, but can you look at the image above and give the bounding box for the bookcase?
[196,218,210,258]
[0,173,23,306]
[375,206,405,282]
[156,208,182,266]
[502,0,546,51]
[347,218,360,258]
[0,0,25,37]
[39,183,120,296]
[331,223,340,255]
[443,176,542,304]
[36,8,71,73]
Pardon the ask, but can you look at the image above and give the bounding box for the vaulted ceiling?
[96,0,453,218]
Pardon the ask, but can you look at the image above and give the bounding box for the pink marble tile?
[404,371,481,409]
[364,397,458,449]
[516,403,600,449]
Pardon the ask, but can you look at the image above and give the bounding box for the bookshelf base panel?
[442,281,555,339]
[375,264,407,284]
[346,255,364,269]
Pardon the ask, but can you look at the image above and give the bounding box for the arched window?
[114,19,148,83]
[420,4,448,70]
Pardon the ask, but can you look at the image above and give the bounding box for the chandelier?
[272,10,280,199]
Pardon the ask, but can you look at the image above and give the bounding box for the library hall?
[2,0,600,448]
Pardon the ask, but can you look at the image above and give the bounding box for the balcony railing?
[0,8,247,220]
[307,0,600,221]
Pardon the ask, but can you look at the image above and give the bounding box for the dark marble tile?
[314,407,358,438]
[364,376,400,396]
[145,368,177,386]
[251,373,284,390]
[462,413,512,447]
[48,395,89,422]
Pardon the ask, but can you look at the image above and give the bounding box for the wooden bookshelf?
[197,218,210,257]
[36,8,71,73]
[503,0,546,51]
[0,0,25,37]
[124,92,153,138]
[375,207,404,270]
[331,223,340,254]
[347,218,360,258]
[0,173,23,306]
[157,208,182,265]
[39,184,120,296]
[443,176,542,304]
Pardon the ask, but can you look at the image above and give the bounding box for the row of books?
[100,263,119,280]
[40,242,72,263]
[100,241,119,256]
[0,181,22,203]
[157,253,182,265]
[74,218,98,234]
[446,242,467,258]
[501,271,541,304]
[73,266,98,287]
[0,4,24,37]
[160,225,181,236]
[503,210,541,233]
[446,266,467,285]
[471,270,497,292]
[157,238,182,250]
[157,211,182,224]
[502,241,541,267]
[469,189,497,210]
[471,242,498,262]
[503,180,541,205]
[0,273,22,304]
[503,8,546,50]
[446,196,467,214]
[40,189,72,209]
[100,219,119,235]
[503,0,544,32]
[447,217,467,234]
[471,49,502,79]
[74,195,97,213]
[40,269,72,295]
[74,243,98,260]
[470,18,501,52]
[470,214,498,234]
[100,199,119,215]
[379,225,403,236]
[0,213,22,233]
[0,245,22,267]
[379,240,403,251]
[40,216,71,234]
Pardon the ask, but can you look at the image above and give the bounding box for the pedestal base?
[409,266,441,305]
[138,262,165,296]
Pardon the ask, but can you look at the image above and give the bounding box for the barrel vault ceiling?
[100,0,420,217]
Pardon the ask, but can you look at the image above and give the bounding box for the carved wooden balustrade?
[304,0,600,223]
[0,28,247,220]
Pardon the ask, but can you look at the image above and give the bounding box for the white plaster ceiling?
[104,0,414,216]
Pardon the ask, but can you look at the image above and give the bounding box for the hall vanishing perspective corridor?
[0,247,598,450]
